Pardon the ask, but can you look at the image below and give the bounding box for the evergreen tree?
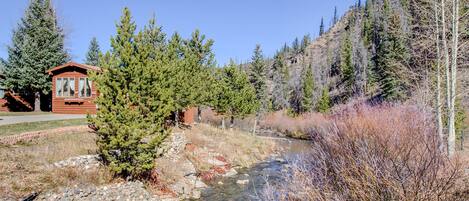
[340,31,355,96]
[333,6,338,25]
[89,8,172,178]
[292,37,300,54]
[184,29,216,109]
[249,45,268,113]
[271,52,290,110]
[2,0,68,111]
[375,0,410,101]
[85,37,101,66]
[300,34,311,54]
[213,61,258,129]
[319,17,325,36]
[300,64,314,113]
[317,87,331,113]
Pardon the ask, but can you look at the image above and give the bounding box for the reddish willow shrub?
[264,104,469,201]
[260,111,329,139]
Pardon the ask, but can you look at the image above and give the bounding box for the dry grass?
[264,103,469,201]
[185,124,276,168]
[0,130,113,200]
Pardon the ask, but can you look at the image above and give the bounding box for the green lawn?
[0,111,52,117]
[0,118,88,137]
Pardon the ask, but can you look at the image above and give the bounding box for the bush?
[260,110,328,139]
[264,104,468,200]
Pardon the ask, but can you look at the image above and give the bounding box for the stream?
[199,138,311,201]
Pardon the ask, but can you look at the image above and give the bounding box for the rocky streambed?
[199,138,311,201]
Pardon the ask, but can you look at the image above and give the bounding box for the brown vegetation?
[0,130,113,200]
[264,103,469,201]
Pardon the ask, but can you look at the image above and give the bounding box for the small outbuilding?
[47,62,100,114]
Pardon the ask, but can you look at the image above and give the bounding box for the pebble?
[236,179,249,185]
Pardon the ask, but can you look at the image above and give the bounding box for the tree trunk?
[197,107,202,124]
[434,0,444,152]
[229,116,234,130]
[448,0,459,157]
[221,116,225,130]
[253,115,258,135]
[34,92,41,112]
[441,0,452,155]
[175,109,179,128]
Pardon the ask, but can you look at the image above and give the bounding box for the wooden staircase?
[4,92,33,111]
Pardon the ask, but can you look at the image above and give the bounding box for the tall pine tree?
[89,8,172,178]
[375,0,410,101]
[213,61,258,129]
[319,17,325,36]
[249,45,268,113]
[85,37,101,66]
[300,64,314,113]
[340,30,355,97]
[2,0,68,111]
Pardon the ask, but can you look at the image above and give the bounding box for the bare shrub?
[260,110,329,139]
[264,104,468,201]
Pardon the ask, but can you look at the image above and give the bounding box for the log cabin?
[47,62,100,114]
[0,74,7,112]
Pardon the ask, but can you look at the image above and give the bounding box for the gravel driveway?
[0,114,86,126]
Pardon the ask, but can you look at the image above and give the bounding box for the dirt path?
[0,114,86,126]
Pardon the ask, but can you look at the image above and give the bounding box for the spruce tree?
[333,6,338,25]
[3,0,68,111]
[183,30,216,122]
[249,45,268,113]
[85,37,101,66]
[89,8,172,178]
[213,61,258,129]
[375,0,410,101]
[300,34,311,54]
[292,37,300,54]
[340,31,355,96]
[319,17,325,36]
[317,87,331,113]
[300,64,314,113]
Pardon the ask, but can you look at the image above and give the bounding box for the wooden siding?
[0,99,8,112]
[51,68,98,114]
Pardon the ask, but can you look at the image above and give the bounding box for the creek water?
[199,138,311,201]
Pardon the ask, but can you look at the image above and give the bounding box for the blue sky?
[0,0,356,66]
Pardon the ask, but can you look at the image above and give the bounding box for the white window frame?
[56,77,75,97]
[79,77,92,98]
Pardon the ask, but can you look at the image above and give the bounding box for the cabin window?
[56,78,62,96]
[70,78,75,96]
[63,78,69,97]
[0,89,4,99]
[79,78,92,97]
[56,77,75,97]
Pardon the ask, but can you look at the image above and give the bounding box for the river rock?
[223,168,238,177]
[207,158,227,166]
[236,179,249,185]
[35,181,159,201]
[53,155,101,170]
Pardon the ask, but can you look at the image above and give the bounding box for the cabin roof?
[47,61,101,75]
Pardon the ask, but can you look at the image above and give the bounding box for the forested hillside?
[254,0,469,113]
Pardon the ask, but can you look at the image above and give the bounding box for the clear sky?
[0,0,356,66]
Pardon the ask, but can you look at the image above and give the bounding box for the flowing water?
[200,138,311,201]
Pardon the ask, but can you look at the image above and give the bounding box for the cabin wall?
[52,71,98,114]
[0,99,8,112]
